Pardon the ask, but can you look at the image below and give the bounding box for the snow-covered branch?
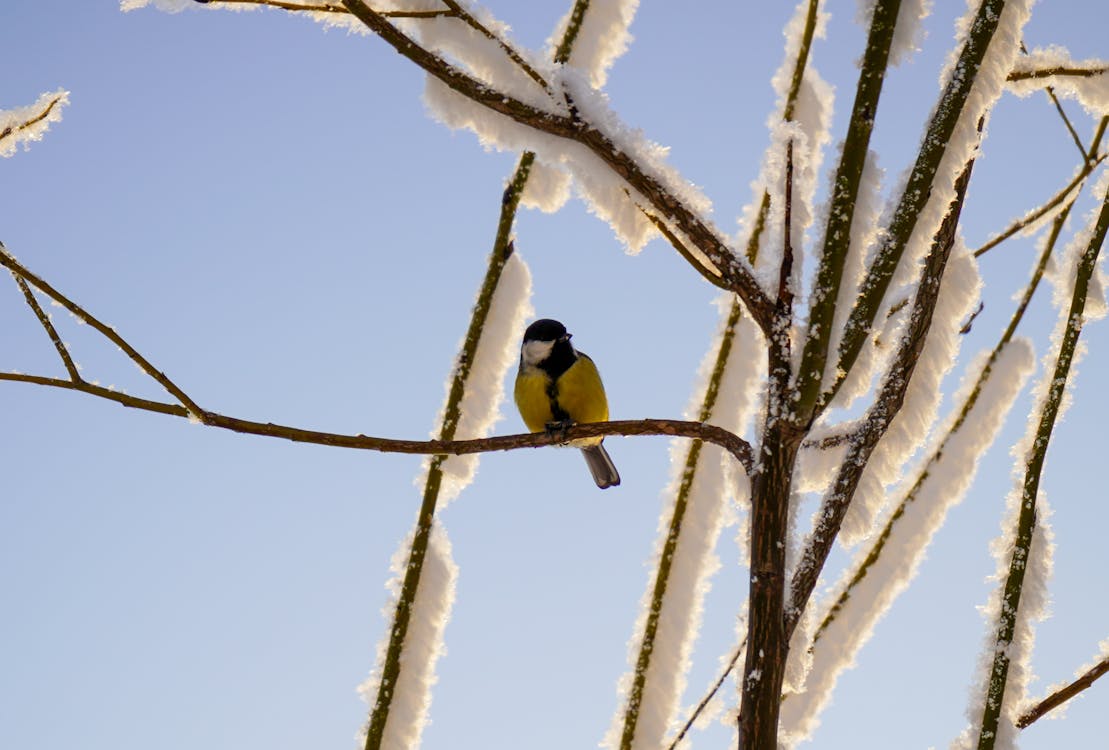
[0,89,69,157]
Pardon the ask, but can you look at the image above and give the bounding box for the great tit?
[514,318,621,489]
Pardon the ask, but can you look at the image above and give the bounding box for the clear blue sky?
[2,2,1108,749]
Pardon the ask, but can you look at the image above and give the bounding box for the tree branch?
[827,0,1008,411]
[787,149,977,638]
[1017,651,1109,729]
[0,93,66,148]
[0,243,205,417]
[339,0,776,332]
[1007,65,1109,83]
[0,372,756,473]
[794,0,902,422]
[11,272,82,382]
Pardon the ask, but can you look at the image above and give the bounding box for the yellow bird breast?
[514,353,609,445]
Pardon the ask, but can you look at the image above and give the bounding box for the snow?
[546,0,639,88]
[422,251,533,506]
[1008,46,1109,117]
[520,161,572,213]
[0,89,69,158]
[606,296,763,750]
[781,339,1034,745]
[860,0,934,68]
[818,149,884,403]
[359,522,457,750]
[952,171,1109,750]
[839,244,983,546]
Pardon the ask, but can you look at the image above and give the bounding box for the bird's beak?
[561,333,572,342]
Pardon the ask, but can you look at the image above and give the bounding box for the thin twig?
[439,0,551,93]
[1,246,204,417]
[973,121,1107,257]
[1017,652,1109,728]
[639,207,728,289]
[667,638,747,750]
[11,273,82,382]
[1007,65,1109,82]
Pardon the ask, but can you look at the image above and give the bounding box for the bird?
[514,318,621,489]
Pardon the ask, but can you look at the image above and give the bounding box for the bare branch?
[11,273,81,382]
[0,371,757,473]
[974,120,1107,257]
[0,244,205,417]
[1018,652,1109,728]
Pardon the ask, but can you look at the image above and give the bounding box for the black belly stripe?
[546,379,569,422]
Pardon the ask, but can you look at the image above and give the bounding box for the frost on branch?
[359,522,457,750]
[0,90,69,158]
[1008,46,1109,116]
[838,245,981,546]
[781,339,1034,744]
[606,295,763,750]
[421,252,533,505]
[546,0,639,89]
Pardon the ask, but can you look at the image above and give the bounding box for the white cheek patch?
[522,339,555,367]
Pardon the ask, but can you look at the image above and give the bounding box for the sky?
[2,1,1108,749]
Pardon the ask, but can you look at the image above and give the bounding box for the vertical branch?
[618,299,743,750]
[828,0,1011,408]
[794,0,902,422]
[976,180,1109,749]
[738,137,803,750]
[787,150,978,638]
[364,2,591,745]
[363,153,533,750]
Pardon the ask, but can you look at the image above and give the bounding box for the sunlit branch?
[828,0,1007,411]
[1007,65,1109,82]
[794,0,902,423]
[1017,651,1109,729]
[439,0,551,93]
[11,273,81,382]
[0,94,65,147]
[338,0,776,333]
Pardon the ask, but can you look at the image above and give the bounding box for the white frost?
[839,244,982,546]
[1008,46,1109,116]
[546,0,639,88]
[359,522,457,750]
[952,172,1109,750]
[781,339,1034,745]
[420,252,533,506]
[606,296,763,750]
[0,89,69,158]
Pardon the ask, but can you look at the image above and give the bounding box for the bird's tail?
[580,443,621,489]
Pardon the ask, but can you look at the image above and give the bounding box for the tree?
[3,1,1108,748]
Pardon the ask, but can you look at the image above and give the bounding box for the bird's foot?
[545,419,574,445]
